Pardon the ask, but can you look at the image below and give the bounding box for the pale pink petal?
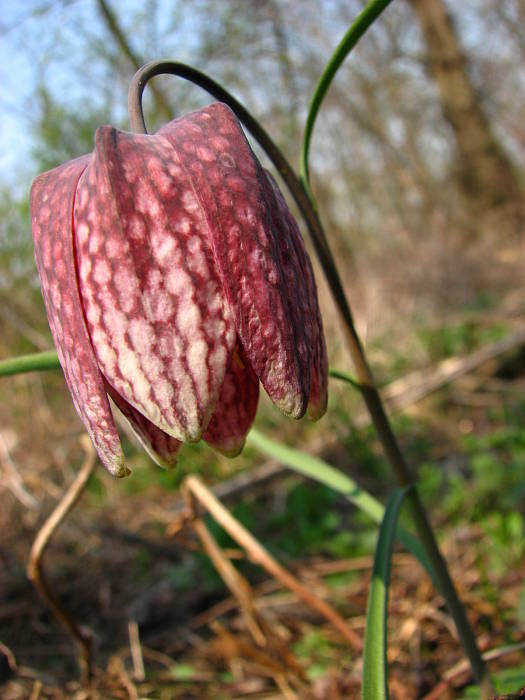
[106,383,182,468]
[74,127,236,443]
[159,104,316,419]
[203,346,259,456]
[30,157,128,476]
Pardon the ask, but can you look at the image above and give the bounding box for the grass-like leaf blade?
[247,429,435,583]
[362,486,411,700]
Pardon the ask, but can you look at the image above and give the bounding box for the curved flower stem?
[128,59,492,695]
[128,60,334,276]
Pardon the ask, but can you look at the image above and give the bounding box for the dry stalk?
[108,654,139,700]
[192,516,267,647]
[28,680,43,700]
[127,620,145,682]
[274,672,299,700]
[26,437,97,683]
[182,475,363,652]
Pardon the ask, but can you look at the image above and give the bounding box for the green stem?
[0,350,60,378]
[300,0,395,199]
[329,367,361,390]
[406,491,494,698]
[299,3,493,695]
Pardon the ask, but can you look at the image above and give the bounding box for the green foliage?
[0,190,43,332]
[458,666,525,698]
[0,191,34,282]
[419,321,507,362]
[268,482,375,559]
[480,512,525,574]
[170,663,199,680]
[462,424,525,508]
[417,417,525,523]
[341,425,391,484]
[293,629,347,680]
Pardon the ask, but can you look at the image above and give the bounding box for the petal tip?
[109,455,131,478]
[307,400,328,422]
[139,436,181,469]
[274,394,307,420]
[212,438,246,458]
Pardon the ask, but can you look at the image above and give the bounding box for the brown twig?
[188,555,414,632]
[140,646,177,669]
[108,654,139,700]
[28,680,42,700]
[372,324,525,424]
[192,517,267,647]
[274,672,299,700]
[422,641,525,700]
[127,620,145,682]
[27,438,97,683]
[182,475,363,652]
[0,640,17,673]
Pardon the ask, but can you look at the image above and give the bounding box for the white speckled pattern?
[30,103,327,475]
[31,156,128,476]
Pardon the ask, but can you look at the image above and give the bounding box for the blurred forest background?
[1,1,525,698]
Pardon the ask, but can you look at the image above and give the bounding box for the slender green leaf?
[362,487,411,700]
[329,367,361,390]
[0,350,60,378]
[300,0,395,198]
[247,429,435,582]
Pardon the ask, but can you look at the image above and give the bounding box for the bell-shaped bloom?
[30,103,327,476]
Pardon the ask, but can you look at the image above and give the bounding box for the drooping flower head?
[31,103,327,476]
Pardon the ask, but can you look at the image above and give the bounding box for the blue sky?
[0,4,43,181]
[1,2,100,186]
[0,0,204,190]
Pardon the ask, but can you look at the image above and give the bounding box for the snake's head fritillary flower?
[30,103,328,476]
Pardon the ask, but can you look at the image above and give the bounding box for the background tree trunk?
[408,0,522,215]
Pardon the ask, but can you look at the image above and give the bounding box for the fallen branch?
[376,325,525,420]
